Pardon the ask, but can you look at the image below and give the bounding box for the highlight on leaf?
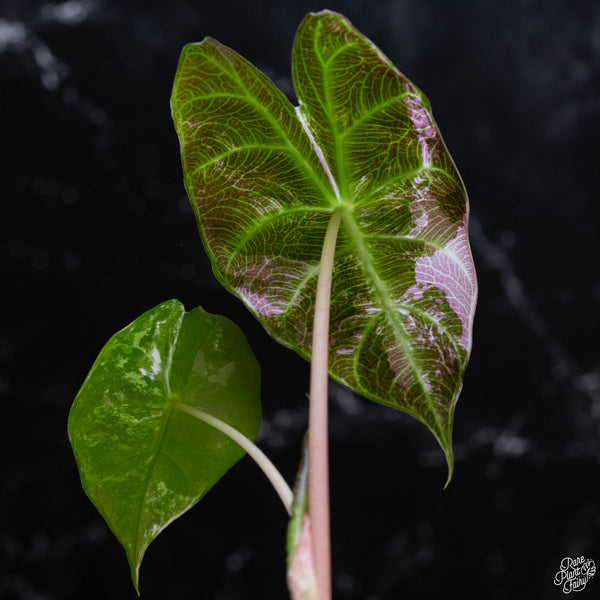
[171,9,477,478]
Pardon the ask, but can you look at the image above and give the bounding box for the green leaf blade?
[293,12,476,472]
[171,37,342,329]
[68,300,261,591]
[172,10,477,479]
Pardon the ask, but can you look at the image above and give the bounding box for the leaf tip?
[130,567,141,597]
[308,8,338,16]
[443,448,454,490]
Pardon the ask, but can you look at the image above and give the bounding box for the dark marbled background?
[2,0,599,598]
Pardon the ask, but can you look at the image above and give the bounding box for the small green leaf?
[68,300,261,592]
[171,10,477,478]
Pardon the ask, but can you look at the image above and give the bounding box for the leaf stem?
[174,402,293,516]
[309,208,343,600]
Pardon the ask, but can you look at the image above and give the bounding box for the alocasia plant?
[69,9,476,599]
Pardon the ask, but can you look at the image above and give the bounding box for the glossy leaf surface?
[68,300,261,591]
[171,10,477,474]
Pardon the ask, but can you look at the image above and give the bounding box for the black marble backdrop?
[2,1,599,598]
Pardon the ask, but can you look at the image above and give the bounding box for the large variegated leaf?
[171,10,477,475]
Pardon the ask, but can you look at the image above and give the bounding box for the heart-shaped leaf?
[171,10,477,476]
[67,300,261,591]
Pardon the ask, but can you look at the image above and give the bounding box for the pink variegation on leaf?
[172,9,477,481]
